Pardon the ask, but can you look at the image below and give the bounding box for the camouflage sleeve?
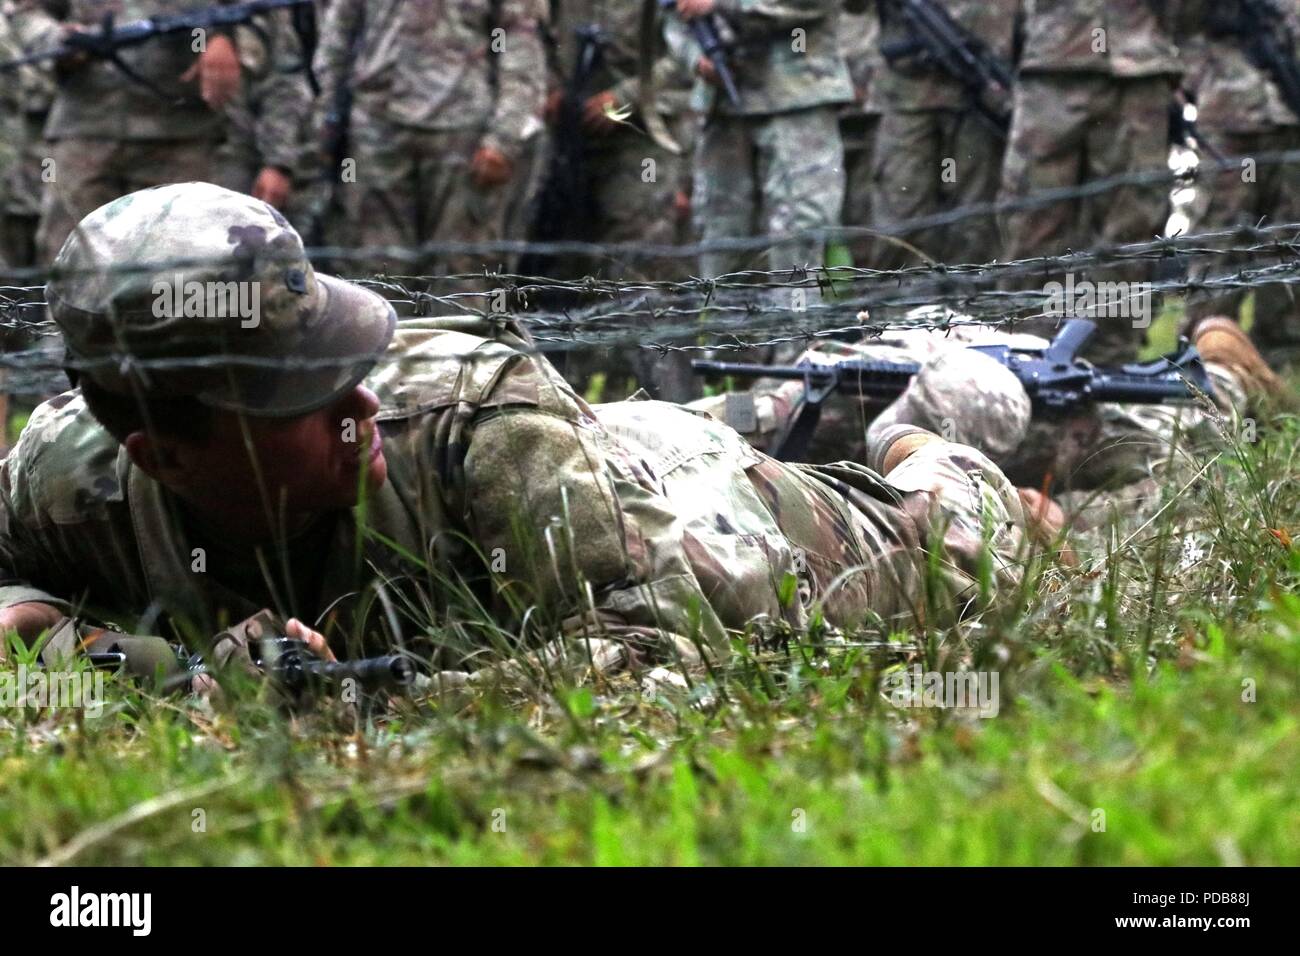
[482,0,547,161]
[459,361,728,660]
[251,16,312,173]
[0,412,76,616]
[310,0,363,137]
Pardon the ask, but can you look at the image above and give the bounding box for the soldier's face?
[222,384,391,513]
[140,385,389,532]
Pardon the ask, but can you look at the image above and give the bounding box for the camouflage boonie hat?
[47,182,396,416]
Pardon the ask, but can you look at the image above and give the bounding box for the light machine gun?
[692,319,1215,461]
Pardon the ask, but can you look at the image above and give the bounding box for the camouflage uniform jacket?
[666,0,855,115]
[313,0,547,161]
[8,0,232,141]
[1016,0,1183,78]
[1176,0,1300,133]
[550,0,693,117]
[0,317,1025,660]
[866,0,1018,114]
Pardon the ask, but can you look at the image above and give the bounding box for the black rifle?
[245,638,416,701]
[877,0,1015,137]
[0,0,319,96]
[692,319,1215,461]
[518,24,608,281]
[660,0,741,108]
[1217,0,1300,123]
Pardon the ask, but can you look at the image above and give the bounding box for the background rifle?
[877,0,1015,137]
[518,24,608,282]
[660,0,741,108]
[693,319,1215,461]
[0,0,319,95]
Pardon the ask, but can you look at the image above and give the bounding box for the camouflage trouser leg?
[1185,126,1300,351]
[695,106,844,279]
[744,440,1025,629]
[37,138,217,265]
[344,125,512,302]
[840,112,880,267]
[999,75,1173,363]
[695,107,845,362]
[870,108,1004,269]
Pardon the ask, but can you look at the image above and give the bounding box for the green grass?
[1,303,1297,866]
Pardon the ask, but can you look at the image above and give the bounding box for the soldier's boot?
[868,424,945,475]
[1193,316,1295,412]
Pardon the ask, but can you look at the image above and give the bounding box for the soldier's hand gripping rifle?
[877,0,1015,137]
[692,319,1216,461]
[659,0,741,108]
[0,0,320,96]
[60,610,416,705]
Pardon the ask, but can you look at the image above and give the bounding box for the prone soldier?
[688,311,1292,532]
[0,183,1036,679]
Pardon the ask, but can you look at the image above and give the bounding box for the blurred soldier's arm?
[473,0,548,188]
[247,14,312,208]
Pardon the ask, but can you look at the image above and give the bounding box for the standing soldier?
[867,0,1018,269]
[1178,0,1300,362]
[668,0,855,302]
[313,0,547,283]
[998,0,1183,364]
[7,0,244,264]
[837,2,883,268]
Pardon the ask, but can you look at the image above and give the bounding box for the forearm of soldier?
[256,82,311,172]
[487,20,547,158]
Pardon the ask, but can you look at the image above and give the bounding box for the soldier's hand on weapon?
[470,145,513,188]
[180,33,242,110]
[285,617,337,663]
[252,165,292,210]
[676,0,716,18]
[695,55,719,86]
[582,90,621,134]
